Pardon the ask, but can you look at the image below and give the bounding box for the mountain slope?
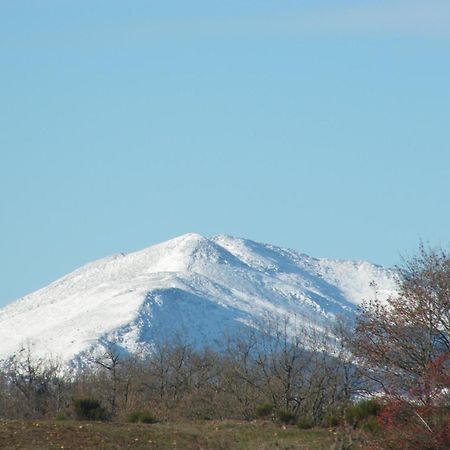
[0,234,397,364]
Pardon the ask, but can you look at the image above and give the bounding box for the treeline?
[0,320,356,426]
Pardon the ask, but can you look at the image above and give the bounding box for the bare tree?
[350,244,450,404]
[91,339,125,417]
[3,345,66,418]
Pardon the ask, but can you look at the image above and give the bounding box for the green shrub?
[55,412,66,421]
[357,399,382,417]
[297,416,314,429]
[345,399,382,427]
[325,414,340,427]
[127,411,141,423]
[362,416,380,433]
[255,402,274,418]
[127,411,158,424]
[276,410,296,425]
[195,414,213,421]
[73,398,108,421]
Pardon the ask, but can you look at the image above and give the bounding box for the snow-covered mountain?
[0,234,397,365]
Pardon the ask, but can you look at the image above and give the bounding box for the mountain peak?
[165,232,206,244]
[0,234,397,366]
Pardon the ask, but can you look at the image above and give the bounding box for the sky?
[1,0,450,307]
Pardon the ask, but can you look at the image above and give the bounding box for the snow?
[0,233,397,365]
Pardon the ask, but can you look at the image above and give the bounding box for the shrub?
[345,399,381,427]
[357,399,382,417]
[325,414,340,427]
[55,411,66,421]
[195,413,213,421]
[127,411,158,424]
[362,416,379,433]
[276,410,296,425]
[376,401,450,450]
[297,416,314,429]
[255,402,273,418]
[73,398,108,421]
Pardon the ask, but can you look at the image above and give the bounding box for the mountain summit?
[0,234,396,365]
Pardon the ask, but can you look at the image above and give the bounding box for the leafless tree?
[349,244,450,405]
[3,345,66,418]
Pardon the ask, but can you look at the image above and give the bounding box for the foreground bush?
[276,410,296,424]
[297,416,314,429]
[127,411,158,424]
[73,398,108,421]
[54,412,67,421]
[345,399,381,428]
[324,414,340,427]
[255,402,273,418]
[376,400,450,450]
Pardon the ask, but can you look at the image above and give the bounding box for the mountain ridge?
[0,233,397,365]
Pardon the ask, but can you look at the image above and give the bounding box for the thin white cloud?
[3,0,450,52]
[287,0,450,37]
[148,0,450,39]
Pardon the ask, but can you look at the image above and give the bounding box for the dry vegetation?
[0,419,338,449]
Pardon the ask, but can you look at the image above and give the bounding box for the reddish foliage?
[374,354,450,449]
[376,400,450,450]
[409,352,450,405]
[349,246,450,449]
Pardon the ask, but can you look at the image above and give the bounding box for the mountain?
[0,234,397,366]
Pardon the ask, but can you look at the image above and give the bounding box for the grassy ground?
[0,419,338,449]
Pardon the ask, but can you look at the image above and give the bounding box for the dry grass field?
[0,420,338,449]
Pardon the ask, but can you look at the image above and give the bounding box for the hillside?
[0,233,396,365]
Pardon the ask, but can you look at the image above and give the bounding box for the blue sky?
[1,0,450,307]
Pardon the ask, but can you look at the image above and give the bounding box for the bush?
[73,398,108,421]
[325,414,340,427]
[345,399,381,427]
[195,413,213,421]
[255,402,273,418]
[376,401,450,449]
[362,416,379,433]
[55,411,66,421]
[276,410,296,425]
[297,416,314,429]
[127,411,158,424]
